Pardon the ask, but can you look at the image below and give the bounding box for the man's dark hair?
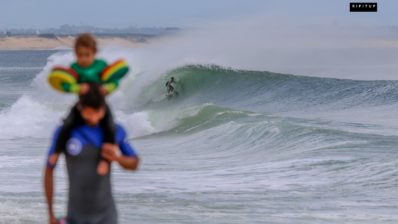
[79,83,105,109]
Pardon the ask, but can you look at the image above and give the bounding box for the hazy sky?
[0,0,397,28]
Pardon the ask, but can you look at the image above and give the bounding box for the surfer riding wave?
[165,77,178,97]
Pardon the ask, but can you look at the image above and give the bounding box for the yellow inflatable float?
[48,67,79,92]
[48,59,129,93]
[100,59,129,83]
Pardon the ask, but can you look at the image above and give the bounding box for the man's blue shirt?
[48,123,138,159]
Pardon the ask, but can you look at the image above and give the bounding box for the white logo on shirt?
[67,138,82,156]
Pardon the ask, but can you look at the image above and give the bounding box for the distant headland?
[0,25,180,50]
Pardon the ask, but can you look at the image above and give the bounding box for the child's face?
[75,46,96,67]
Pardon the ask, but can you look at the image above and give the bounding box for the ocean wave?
[137,64,398,112]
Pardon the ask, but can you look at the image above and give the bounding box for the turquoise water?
[0,50,397,224]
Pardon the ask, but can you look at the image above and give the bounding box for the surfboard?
[166,90,179,99]
[57,217,68,224]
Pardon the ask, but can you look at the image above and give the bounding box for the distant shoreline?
[0,36,152,50]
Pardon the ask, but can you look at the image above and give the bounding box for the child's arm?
[48,66,81,94]
[101,81,119,95]
[100,59,129,94]
[60,83,81,93]
[61,83,90,95]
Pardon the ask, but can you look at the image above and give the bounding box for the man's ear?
[100,106,106,113]
[76,103,83,111]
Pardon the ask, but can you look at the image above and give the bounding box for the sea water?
[0,47,397,224]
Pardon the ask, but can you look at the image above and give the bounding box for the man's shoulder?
[115,123,127,135]
[53,123,128,139]
[52,125,80,138]
[53,125,63,135]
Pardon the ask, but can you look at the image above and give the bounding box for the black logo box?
[350,2,377,12]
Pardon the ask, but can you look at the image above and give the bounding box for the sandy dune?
[0,36,147,50]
